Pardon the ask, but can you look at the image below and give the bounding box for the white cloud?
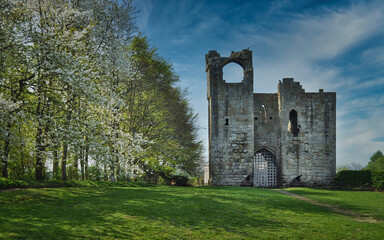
[288,6,383,60]
[362,47,384,66]
[339,95,384,116]
[231,1,384,92]
[337,109,384,166]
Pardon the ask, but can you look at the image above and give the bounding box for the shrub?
[333,170,372,188]
[371,171,384,190]
[189,177,204,186]
[0,178,29,189]
[333,170,384,190]
[170,175,190,186]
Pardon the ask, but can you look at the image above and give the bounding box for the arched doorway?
[254,148,277,187]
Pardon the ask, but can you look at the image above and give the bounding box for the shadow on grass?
[284,188,384,220]
[0,186,358,239]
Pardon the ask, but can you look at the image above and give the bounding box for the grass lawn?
[284,188,384,221]
[1,186,383,239]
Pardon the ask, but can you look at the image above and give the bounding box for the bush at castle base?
[334,170,384,190]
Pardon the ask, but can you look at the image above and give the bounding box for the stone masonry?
[206,49,336,187]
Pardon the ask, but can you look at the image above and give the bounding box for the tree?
[0,0,33,178]
[0,0,202,182]
[365,150,384,171]
[125,36,203,182]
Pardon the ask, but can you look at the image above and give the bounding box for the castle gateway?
[206,49,336,187]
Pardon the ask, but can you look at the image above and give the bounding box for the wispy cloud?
[242,1,384,91]
[134,0,152,33]
[337,109,384,166]
[338,95,384,117]
[362,47,384,66]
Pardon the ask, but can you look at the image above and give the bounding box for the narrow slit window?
[288,110,299,137]
[225,118,229,125]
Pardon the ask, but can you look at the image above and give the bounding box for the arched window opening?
[254,148,277,187]
[288,110,299,137]
[222,62,244,83]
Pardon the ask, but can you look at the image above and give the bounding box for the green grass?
[1,187,383,239]
[0,177,153,189]
[285,188,384,220]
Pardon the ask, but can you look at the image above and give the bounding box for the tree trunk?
[61,141,68,180]
[1,123,11,178]
[116,155,120,182]
[104,164,108,181]
[53,143,59,179]
[80,146,85,180]
[1,157,8,178]
[85,145,89,180]
[61,98,72,181]
[35,120,44,180]
[73,153,79,180]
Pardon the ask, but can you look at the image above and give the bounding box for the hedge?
[334,170,384,190]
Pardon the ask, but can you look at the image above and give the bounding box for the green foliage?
[371,171,384,189]
[87,166,103,181]
[334,170,384,190]
[0,177,29,189]
[0,1,202,182]
[0,177,152,190]
[370,150,383,162]
[1,187,384,239]
[333,170,373,188]
[365,150,384,171]
[189,177,204,186]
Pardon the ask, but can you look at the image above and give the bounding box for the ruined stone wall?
[253,93,282,184]
[278,78,336,185]
[207,50,336,187]
[206,50,254,186]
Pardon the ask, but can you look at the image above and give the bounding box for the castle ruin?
[206,49,336,187]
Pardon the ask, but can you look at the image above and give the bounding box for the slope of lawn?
[1,186,383,239]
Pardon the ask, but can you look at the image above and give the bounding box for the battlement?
[279,78,305,93]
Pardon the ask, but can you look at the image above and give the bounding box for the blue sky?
[132,0,384,167]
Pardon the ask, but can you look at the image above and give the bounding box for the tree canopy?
[365,150,384,171]
[0,0,203,183]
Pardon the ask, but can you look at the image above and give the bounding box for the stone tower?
[206,49,336,187]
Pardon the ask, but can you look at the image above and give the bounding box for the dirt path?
[274,189,379,223]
